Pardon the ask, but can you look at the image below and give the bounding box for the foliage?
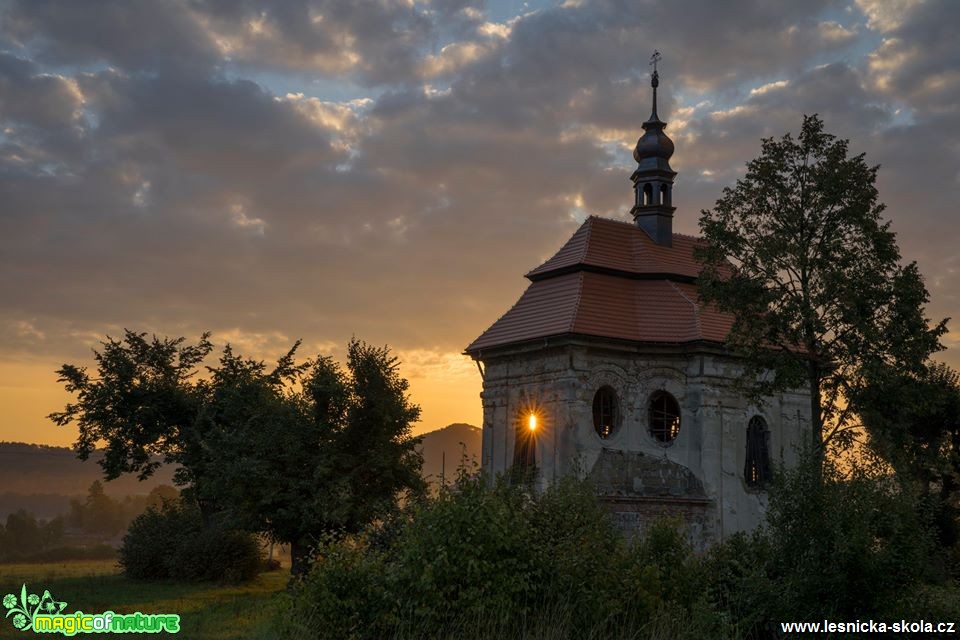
[857,361,960,552]
[273,539,391,639]
[119,499,261,582]
[282,474,662,640]
[1,558,288,640]
[696,114,945,455]
[275,458,960,640]
[744,452,943,629]
[49,331,214,483]
[0,509,66,562]
[66,480,126,537]
[205,339,424,576]
[320,340,425,536]
[386,474,540,630]
[50,331,424,578]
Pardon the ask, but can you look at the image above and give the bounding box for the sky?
[1,0,958,447]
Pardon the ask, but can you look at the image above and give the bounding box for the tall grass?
[0,559,288,640]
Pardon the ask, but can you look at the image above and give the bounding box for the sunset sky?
[1,0,958,447]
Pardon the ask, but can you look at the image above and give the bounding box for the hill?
[0,441,176,496]
[0,425,481,519]
[417,423,482,486]
[0,442,178,520]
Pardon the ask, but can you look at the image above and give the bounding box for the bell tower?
[630,50,676,246]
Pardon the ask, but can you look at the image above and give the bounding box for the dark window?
[643,183,652,205]
[660,183,670,206]
[592,386,619,438]
[745,416,772,488]
[649,391,681,443]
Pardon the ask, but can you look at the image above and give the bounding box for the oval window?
[649,391,681,443]
[592,386,619,438]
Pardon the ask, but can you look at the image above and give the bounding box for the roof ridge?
[668,280,701,336]
[588,214,702,241]
[568,271,586,334]
[526,217,593,277]
[579,216,595,263]
[589,214,635,228]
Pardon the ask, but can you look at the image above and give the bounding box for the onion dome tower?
[630,50,676,246]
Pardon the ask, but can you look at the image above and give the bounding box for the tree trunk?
[289,540,311,582]
[197,495,216,529]
[808,360,824,475]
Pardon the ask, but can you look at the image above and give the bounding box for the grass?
[0,559,288,639]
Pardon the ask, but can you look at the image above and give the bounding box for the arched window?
[649,391,681,443]
[513,413,536,470]
[660,183,670,206]
[643,183,652,206]
[745,416,771,488]
[592,387,619,439]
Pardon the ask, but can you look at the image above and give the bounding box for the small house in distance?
[464,60,811,547]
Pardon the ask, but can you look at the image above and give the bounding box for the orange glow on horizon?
[0,353,485,447]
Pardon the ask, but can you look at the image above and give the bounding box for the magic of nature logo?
[3,584,180,635]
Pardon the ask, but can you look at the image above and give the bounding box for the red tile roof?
[525,215,704,281]
[466,216,733,354]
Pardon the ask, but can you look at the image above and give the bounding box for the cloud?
[855,0,924,32]
[1,0,222,73]
[1,0,959,439]
[864,0,960,113]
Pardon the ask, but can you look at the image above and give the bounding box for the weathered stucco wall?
[478,341,811,547]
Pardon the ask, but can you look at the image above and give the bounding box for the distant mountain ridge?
[0,441,176,496]
[0,423,481,519]
[417,423,482,486]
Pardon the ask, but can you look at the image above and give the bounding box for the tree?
[207,339,425,576]
[857,361,960,550]
[67,480,127,537]
[50,331,424,577]
[696,114,945,459]
[49,331,214,495]
[145,485,180,510]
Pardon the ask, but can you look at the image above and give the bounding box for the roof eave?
[465,332,730,361]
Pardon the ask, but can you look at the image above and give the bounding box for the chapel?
[464,57,811,545]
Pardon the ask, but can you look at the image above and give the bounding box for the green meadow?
[0,560,287,639]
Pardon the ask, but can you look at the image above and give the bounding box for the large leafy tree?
[207,340,424,576]
[696,115,945,458]
[50,332,424,575]
[49,331,214,490]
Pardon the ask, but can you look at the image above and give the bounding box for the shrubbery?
[119,500,262,583]
[279,476,660,639]
[275,455,960,640]
[0,509,66,562]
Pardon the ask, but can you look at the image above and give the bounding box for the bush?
[388,475,540,631]
[119,500,262,582]
[762,454,941,622]
[277,458,957,640]
[282,474,660,639]
[279,539,392,639]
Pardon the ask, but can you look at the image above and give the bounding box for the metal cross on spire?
[647,50,661,119]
